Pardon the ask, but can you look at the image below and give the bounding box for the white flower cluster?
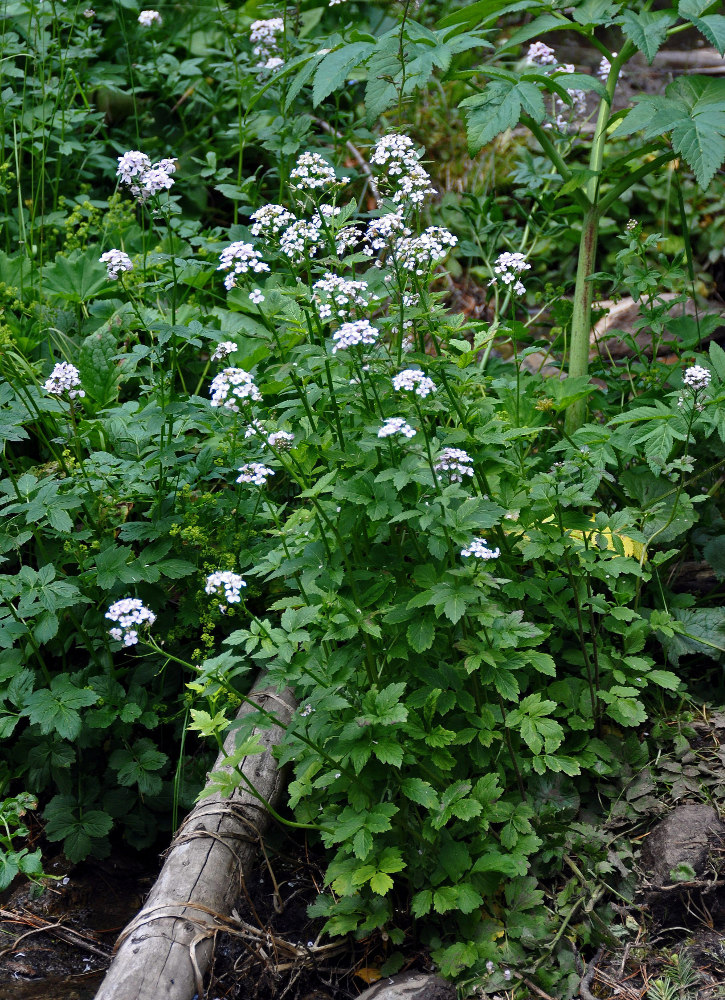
[138,10,162,26]
[434,447,474,483]
[461,538,500,560]
[392,369,437,398]
[369,133,435,207]
[244,421,294,450]
[106,598,156,646]
[250,17,285,71]
[491,251,531,296]
[117,150,177,201]
[209,368,262,411]
[393,227,457,275]
[683,365,711,391]
[597,55,611,82]
[236,462,275,485]
[205,571,246,606]
[44,362,85,400]
[290,151,345,191]
[364,212,411,255]
[211,341,238,361]
[279,218,324,264]
[332,319,379,353]
[526,41,557,65]
[250,204,296,241]
[217,241,270,290]
[100,249,133,280]
[378,417,416,439]
[313,273,370,321]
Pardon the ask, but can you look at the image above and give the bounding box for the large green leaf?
[437,0,544,30]
[461,78,545,153]
[618,76,725,188]
[42,248,108,304]
[679,0,725,55]
[618,9,676,63]
[78,328,119,405]
[313,42,375,105]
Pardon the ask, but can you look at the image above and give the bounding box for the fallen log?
[94,676,297,1000]
[356,972,456,1000]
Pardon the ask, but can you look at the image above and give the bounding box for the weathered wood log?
[94,677,297,1000]
[356,972,456,1000]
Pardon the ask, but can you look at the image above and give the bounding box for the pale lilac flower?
[100,249,133,280]
[209,368,262,411]
[392,369,436,398]
[332,319,379,353]
[378,417,416,439]
[205,571,246,606]
[260,56,284,73]
[434,448,474,483]
[683,365,711,391]
[217,242,270,290]
[250,17,284,69]
[249,288,265,304]
[267,430,294,450]
[461,538,500,560]
[485,960,495,974]
[597,55,611,82]
[138,10,162,26]
[236,462,275,486]
[526,41,556,65]
[300,703,314,717]
[211,341,238,362]
[83,8,94,16]
[116,150,176,202]
[504,970,512,982]
[490,251,531,296]
[44,362,85,400]
[364,212,411,255]
[106,598,156,646]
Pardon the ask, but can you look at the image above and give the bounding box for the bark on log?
[356,972,456,1000]
[95,677,297,1000]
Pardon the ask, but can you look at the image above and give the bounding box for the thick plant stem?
[565,205,599,433]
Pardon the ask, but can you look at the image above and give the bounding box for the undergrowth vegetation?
[2,0,725,995]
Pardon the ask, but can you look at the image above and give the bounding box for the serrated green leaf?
[618,9,675,63]
[646,669,680,690]
[314,43,375,105]
[370,871,394,895]
[462,78,545,153]
[78,329,119,405]
[456,883,484,913]
[352,828,373,860]
[411,888,433,916]
[401,777,438,809]
[618,77,725,189]
[407,617,435,652]
[679,0,725,55]
[47,507,73,533]
[710,340,725,383]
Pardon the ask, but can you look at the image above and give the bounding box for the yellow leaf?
[356,967,382,984]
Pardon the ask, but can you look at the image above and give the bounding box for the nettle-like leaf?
[679,0,725,56]
[78,329,119,406]
[618,76,725,188]
[618,9,676,63]
[22,677,98,740]
[461,78,546,154]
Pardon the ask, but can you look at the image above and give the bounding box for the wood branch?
[94,675,297,1000]
[356,972,456,1000]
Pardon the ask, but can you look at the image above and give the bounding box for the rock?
[640,804,725,887]
[356,972,456,1000]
